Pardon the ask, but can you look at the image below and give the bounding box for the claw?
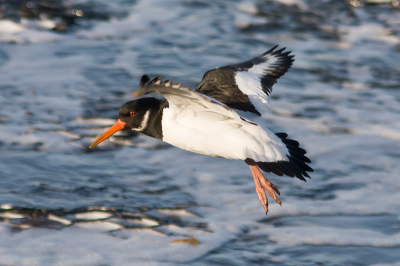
[269,181,281,195]
[259,176,282,205]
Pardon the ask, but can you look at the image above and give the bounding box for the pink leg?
[249,165,282,214]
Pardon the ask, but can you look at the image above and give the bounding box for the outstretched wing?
[196,45,294,116]
[139,75,238,120]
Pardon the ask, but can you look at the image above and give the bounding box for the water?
[0,0,400,265]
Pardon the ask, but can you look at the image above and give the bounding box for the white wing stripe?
[248,54,280,75]
[235,71,269,115]
[233,53,287,115]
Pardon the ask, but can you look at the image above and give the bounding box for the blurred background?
[0,0,400,265]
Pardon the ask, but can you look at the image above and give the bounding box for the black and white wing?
[196,45,294,116]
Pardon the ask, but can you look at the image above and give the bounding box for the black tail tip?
[274,132,314,181]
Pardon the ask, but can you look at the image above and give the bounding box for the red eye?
[130,111,136,116]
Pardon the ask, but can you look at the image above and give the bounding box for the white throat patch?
[133,110,151,131]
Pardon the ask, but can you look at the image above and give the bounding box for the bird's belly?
[162,125,247,159]
[160,108,290,162]
[161,112,250,160]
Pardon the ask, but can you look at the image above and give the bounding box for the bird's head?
[89,98,154,148]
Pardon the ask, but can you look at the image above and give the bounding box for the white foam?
[73,221,122,232]
[146,208,200,218]
[20,18,57,31]
[75,211,113,220]
[0,20,26,33]
[156,224,211,236]
[0,18,64,44]
[256,227,400,247]
[366,0,393,3]
[108,217,159,227]
[273,0,308,9]
[0,29,63,44]
[0,204,13,210]
[0,212,25,219]
[47,215,72,226]
[67,117,118,127]
[340,23,399,46]
[0,221,233,265]
[53,130,81,139]
[235,1,268,28]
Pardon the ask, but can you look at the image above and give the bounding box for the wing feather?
[196,46,294,116]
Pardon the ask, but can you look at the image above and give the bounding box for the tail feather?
[255,132,313,182]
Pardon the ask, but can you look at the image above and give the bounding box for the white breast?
[161,107,289,163]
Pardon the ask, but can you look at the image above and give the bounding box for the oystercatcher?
[90,46,313,214]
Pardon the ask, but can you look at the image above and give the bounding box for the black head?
[89,97,165,148]
[118,98,157,131]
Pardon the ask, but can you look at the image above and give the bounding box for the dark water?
[0,0,400,265]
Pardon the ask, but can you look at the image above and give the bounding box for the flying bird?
[89,46,313,214]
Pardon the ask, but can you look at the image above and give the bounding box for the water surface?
[0,0,399,265]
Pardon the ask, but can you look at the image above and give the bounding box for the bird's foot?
[249,165,281,214]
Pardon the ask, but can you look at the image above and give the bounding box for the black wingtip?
[274,47,286,54]
[267,44,279,53]
[264,45,293,58]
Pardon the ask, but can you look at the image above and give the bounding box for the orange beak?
[89,119,126,148]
